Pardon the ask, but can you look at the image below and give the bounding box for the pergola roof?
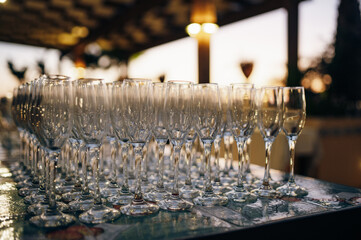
[0,0,304,57]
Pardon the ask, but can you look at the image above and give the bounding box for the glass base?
[227,190,257,204]
[68,195,94,212]
[55,184,75,195]
[180,185,200,199]
[244,172,258,184]
[164,182,184,192]
[15,177,31,188]
[79,204,120,224]
[144,188,169,202]
[24,192,47,205]
[18,186,39,197]
[62,191,82,203]
[101,186,122,198]
[193,192,228,206]
[28,201,69,215]
[130,182,154,194]
[158,194,193,211]
[251,183,279,199]
[212,183,233,195]
[30,210,76,228]
[277,182,308,197]
[108,191,134,207]
[121,199,159,216]
[220,176,236,186]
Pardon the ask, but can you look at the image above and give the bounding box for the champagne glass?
[29,75,75,228]
[252,87,283,198]
[19,81,41,198]
[101,83,122,198]
[158,81,194,211]
[193,83,228,206]
[227,83,257,203]
[179,127,200,199]
[27,76,68,215]
[144,83,169,202]
[277,87,308,197]
[212,85,232,194]
[74,78,120,224]
[108,80,133,207]
[120,79,159,216]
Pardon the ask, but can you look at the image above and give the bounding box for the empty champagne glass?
[212,85,232,194]
[120,79,159,216]
[227,83,257,203]
[74,78,120,224]
[252,87,283,198]
[144,83,169,202]
[29,75,75,228]
[158,81,194,211]
[108,80,133,207]
[179,127,200,199]
[277,87,308,197]
[193,83,228,206]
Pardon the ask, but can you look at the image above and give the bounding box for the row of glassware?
[9,75,307,228]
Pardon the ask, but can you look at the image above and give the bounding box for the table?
[1,154,361,240]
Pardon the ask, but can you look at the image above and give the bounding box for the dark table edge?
[180,204,361,240]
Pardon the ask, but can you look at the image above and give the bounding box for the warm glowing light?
[72,26,89,38]
[76,67,85,79]
[202,23,218,34]
[186,22,219,37]
[58,33,78,45]
[323,74,332,85]
[301,77,311,89]
[186,23,201,36]
[310,77,326,93]
[0,0,7,4]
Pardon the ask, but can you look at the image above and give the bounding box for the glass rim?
[45,74,71,81]
[124,78,152,82]
[282,86,305,90]
[75,78,105,85]
[167,80,193,84]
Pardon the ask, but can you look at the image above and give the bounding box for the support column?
[287,0,300,86]
[197,32,210,84]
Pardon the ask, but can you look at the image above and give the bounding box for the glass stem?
[64,142,72,182]
[141,144,148,181]
[110,139,118,185]
[99,144,105,182]
[244,138,251,174]
[214,138,221,183]
[156,141,166,189]
[236,141,245,188]
[48,150,60,210]
[44,152,49,202]
[185,141,193,186]
[32,143,39,185]
[39,147,46,193]
[121,142,130,192]
[172,147,181,196]
[27,138,32,177]
[288,138,297,184]
[73,141,81,189]
[81,144,90,195]
[263,141,273,186]
[203,142,213,193]
[29,139,34,179]
[88,144,101,205]
[133,145,144,201]
[19,131,25,168]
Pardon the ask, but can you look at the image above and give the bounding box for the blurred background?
[0,0,361,188]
